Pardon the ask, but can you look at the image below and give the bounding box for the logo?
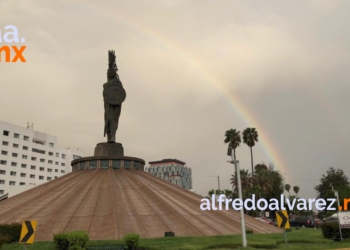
[0,25,26,62]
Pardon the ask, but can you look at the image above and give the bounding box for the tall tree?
[315,167,350,210]
[293,186,300,198]
[242,128,259,180]
[230,169,252,194]
[224,129,241,161]
[285,184,291,197]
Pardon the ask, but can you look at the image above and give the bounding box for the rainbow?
[79,2,288,176]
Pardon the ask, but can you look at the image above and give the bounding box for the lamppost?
[331,184,343,240]
[228,147,247,247]
[209,175,220,191]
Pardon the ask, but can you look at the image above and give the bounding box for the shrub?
[320,222,350,239]
[123,233,140,250]
[0,235,10,248]
[246,230,253,234]
[0,223,21,243]
[53,231,89,250]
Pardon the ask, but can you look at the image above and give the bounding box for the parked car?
[316,216,338,228]
[289,216,315,228]
[254,217,274,225]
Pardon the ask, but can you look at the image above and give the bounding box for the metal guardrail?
[87,245,126,250]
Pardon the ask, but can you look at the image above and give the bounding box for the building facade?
[147,159,192,190]
[0,120,84,197]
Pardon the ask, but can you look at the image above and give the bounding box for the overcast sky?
[1,0,349,200]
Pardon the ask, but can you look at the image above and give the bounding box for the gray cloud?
[1,0,349,200]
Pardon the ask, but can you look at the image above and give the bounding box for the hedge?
[0,223,21,243]
[53,230,89,250]
[320,222,350,239]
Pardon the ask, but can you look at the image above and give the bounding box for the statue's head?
[107,50,118,81]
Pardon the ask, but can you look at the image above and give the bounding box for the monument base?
[94,142,124,156]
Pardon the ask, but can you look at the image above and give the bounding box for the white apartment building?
[0,120,84,197]
[147,159,192,190]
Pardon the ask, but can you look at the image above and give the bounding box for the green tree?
[285,184,291,198]
[242,128,259,182]
[293,186,300,198]
[315,167,350,210]
[230,169,252,194]
[224,129,241,160]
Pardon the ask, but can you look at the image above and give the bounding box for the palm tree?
[293,186,300,198]
[285,184,291,198]
[230,169,252,194]
[224,129,241,160]
[242,128,259,181]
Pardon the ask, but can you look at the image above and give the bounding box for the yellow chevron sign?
[276,210,290,229]
[19,220,37,244]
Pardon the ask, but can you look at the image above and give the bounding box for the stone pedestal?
[94,142,124,156]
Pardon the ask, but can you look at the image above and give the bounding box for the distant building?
[147,159,192,190]
[0,120,84,197]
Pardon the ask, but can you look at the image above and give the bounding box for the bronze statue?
[103,51,126,142]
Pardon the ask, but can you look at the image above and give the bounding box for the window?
[31,157,36,161]
[55,162,58,165]
[3,130,9,136]
[56,153,59,157]
[39,167,44,171]
[24,136,29,141]
[20,173,26,177]
[47,168,52,172]
[0,161,6,165]
[61,163,65,166]
[55,169,58,172]
[61,170,65,174]
[21,164,26,168]
[14,133,19,138]
[40,159,45,163]
[10,171,16,176]
[62,154,66,159]
[89,161,97,170]
[49,143,54,147]
[20,182,25,185]
[23,146,28,150]
[12,153,18,157]
[54,176,58,179]
[0,180,4,184]
[1,150,7,155]
[33,139,45,145]
[47,177,52,181]
[73,155,81,160]
[11,162,17,167]
[49,152,53,156]
[48,160,53,164]
[101,160,109,169]
[22,155,27,159]
[39,176,44,180]
[2,141,8,146]
[30,166,36,170]
[0,190,3,194]
[32,148,45,154]
[30,174,35,178]
[0,170,5,175]
[13,143,19,148]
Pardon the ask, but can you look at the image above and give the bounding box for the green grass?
[2,228,350,250]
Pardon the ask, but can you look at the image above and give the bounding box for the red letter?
[0,46,11,62]
[12,46,26,62]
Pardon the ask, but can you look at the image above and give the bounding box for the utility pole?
[228,148,247,247]
[210,175,220,191]
[331,184,343,240]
